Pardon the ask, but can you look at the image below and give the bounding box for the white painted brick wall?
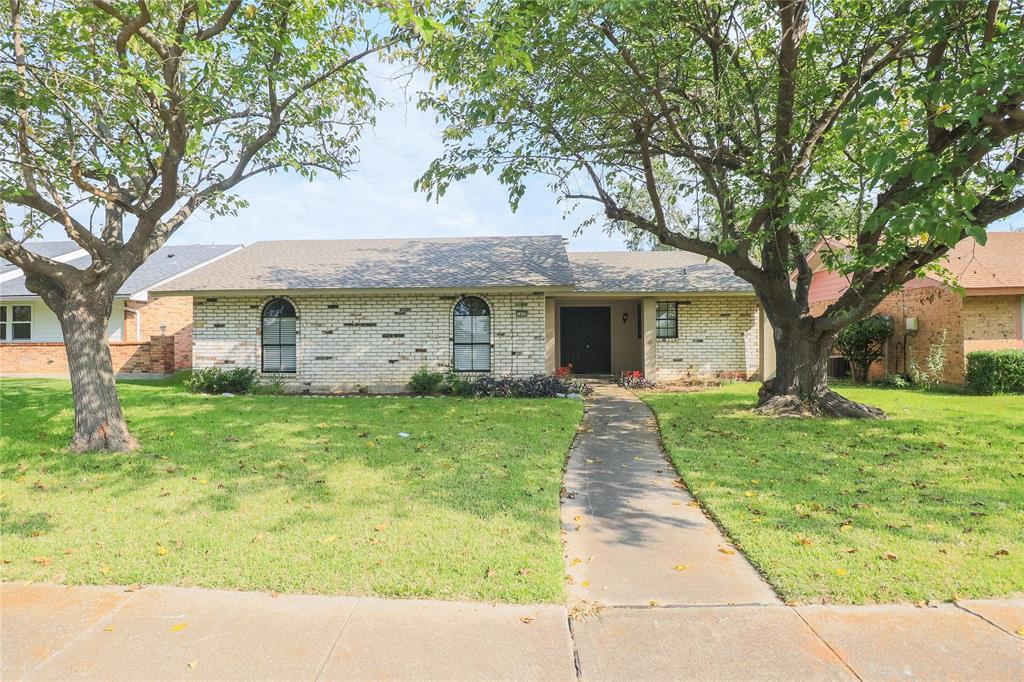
[192,292,547,392]
[654,296,760,380]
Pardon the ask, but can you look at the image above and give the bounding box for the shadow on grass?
[1,379,579,533]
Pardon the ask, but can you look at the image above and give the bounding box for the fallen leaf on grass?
[570,557,582,566]
[718,547,736,555]
[484,567,497,579]
[795,536,813,547]
[271,591,281,598]
[839,524,853,532]
[882,552,898,561]
[170,622,188,632]
[156,545,169,556]
[100,565,111,575]
[322,535,338,545]
[374,523,389,532]
[744,491,755,498]
[32,557,53,566]
[992,548,1010,557]
[835,568,848,576]
[687,501,700,509]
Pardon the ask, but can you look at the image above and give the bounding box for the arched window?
[453,296,490,372]
[262,299,296,373]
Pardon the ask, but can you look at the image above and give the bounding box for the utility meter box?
[905,317,919,333]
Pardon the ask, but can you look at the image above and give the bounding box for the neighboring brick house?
[152,236,775,392]
[805,232,1024,384]
[1,242,241,376]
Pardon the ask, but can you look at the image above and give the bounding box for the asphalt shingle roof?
[1,243,241,298]
[942,232,1024,290]
[0,240,80,276]
[567,251,753,294]
[153,236,577,292]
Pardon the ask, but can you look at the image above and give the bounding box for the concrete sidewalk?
[1,582,575,681]
[2,582,1021,680]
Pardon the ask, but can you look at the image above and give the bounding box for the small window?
[0,306,6,340]
[656,301,678,339]
[453,296,491,371]
[262,299,296,373]
[11,305,31,340]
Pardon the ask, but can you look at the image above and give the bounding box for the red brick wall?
[962,295,1024,354]
[810,282,968,384]
[0,336,175,375]
[124,296,193,369]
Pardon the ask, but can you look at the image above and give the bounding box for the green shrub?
[442,372,475,396]
[408,367,446,394]
[883,373,910,389]
[835,315,893,384]
[185,367,258,394]
[965,350,1024,395]
[909,328,949,388]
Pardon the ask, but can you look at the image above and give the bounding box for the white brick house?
[154,236,774,392]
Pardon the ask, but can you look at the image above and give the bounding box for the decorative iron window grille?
[453,296,491,371]
[262,299,296,372]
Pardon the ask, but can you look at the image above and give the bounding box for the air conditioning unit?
[905,317,919,333]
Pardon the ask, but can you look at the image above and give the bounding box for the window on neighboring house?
[262,298,296,373]
[656,301,678,339]
[0,306,6,340]
[11,305,31,340]
[453,296,491,371]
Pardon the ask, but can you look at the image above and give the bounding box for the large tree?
[1,1,428,451]
[417,0,1024,417]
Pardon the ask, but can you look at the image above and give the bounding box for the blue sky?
[170,62,625,251]
[25,60,1019,250]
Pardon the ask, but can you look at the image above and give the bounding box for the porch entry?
[559,306,611,374]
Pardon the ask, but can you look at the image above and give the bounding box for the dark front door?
[560,307,611,374]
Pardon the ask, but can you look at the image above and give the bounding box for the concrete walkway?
[561,383,777,607]
[559,383,1023,680]
[2,385,1022,680]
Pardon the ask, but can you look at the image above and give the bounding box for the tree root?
[70,422,140,453]
[755,385,886,419]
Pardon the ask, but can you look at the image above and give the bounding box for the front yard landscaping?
[0,378,582,603]
[644,383,1024,604]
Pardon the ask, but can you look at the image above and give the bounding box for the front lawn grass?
[643,383,1024,604]
[0,378,582,603]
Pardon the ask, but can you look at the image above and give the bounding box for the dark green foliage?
[410,368,592,397]
[184,367,258,394]
[471,374,591,398]
[408,367,446,394]
[966,350,1024,394]
[835,316,894,383]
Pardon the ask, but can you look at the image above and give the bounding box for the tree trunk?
[757,321,886,419]
[56,302,139,452]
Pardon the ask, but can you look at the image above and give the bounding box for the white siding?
[0,298,125,342]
